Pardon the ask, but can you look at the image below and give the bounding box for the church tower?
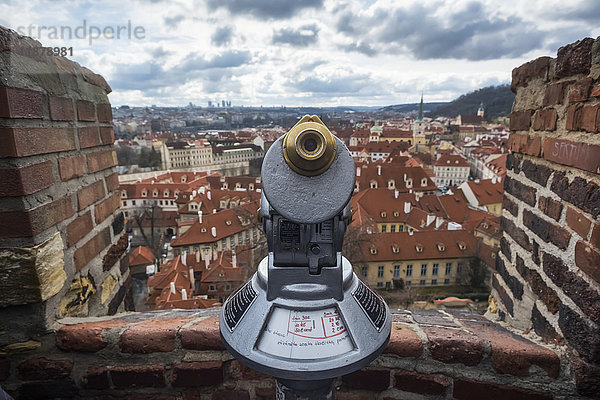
[477,102,485,118]
[413,94,426,145]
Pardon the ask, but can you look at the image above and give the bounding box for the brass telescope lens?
[282,115,337,176]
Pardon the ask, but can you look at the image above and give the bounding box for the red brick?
[543,138,600,175]
[581,105,600,132]
[97,103,113,122]
[523,209,571,250]
[556,37,594,79]
[58,155,85,181]
[532,108,557,131]
[105,172,119,192]
[66,211,93,247]
[565,104,583,130]
[120,318,190,353]
[56,320,128,352]
[73,227,111,271]
[0,196,74,238]
[575,241,600,284]
[592,224,600,251]
[385,323,423,357]
[100,126,115,144]
[0,87,43,119]
[538,196,562,222]
[110,365,166,388]
[87,150,117,173]
[49,97,75,121]
[509,110,533,131]
[511,57,550,91]
[572,356,600,398]
[566,207,591,238]
[0,127,75,157]
[78,126,101,149]
[453,379,552,400]
[461,319,560,378]
[210,389,250,400]
[394,369,449,396]
[94,193,120,224]
[542,82,566,106]
[81,66,112,93]
[227,360,269,381]
[0,161,54,196]
[17,357,72,381]
[181,316,226,350]
[569,77,593,102]
[507,133,541,156]
[78,180,106,210]
[83,365,109,389]
[103,233,128,271]
[591,84,600,97]
[77,100,96,121]
[172,361,223,387]
[342,368,390,391]
[423,325,486,366]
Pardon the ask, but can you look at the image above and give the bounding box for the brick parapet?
[499,35,600,397]
[0,26,130,345]
[0,308,578,399]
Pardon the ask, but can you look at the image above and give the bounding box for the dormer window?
[370,180,378,189]
[141,190,148,197]
[370,247,377,254]
[392,245,399,254]
[223,183,229,189]
[174,190,180,198]
[421,178,427,187]
[406,178,413,188]
[415,244,423,253]
[437,243,446,252]
[226,220,232,226]
[457,241,466,250]
[153,190,159,197]
[121,191,127,198]
[393,211,399,217]
[181,176,187,183]
[164,190,169,197]
[387,180,395,189]
[201,228,207,232]
[380,211,387,218]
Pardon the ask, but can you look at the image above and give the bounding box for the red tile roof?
[129,246,154,267]
[434,154,470,167]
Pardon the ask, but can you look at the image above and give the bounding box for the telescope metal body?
[220,115,392,399]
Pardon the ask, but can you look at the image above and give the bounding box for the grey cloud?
[206,0,323,19]
[211,26,234,46]
[272,24,319,47]
[291,72,377,96]
[342,42,376,56]
[164,14,185,28]
[151,46,171,60]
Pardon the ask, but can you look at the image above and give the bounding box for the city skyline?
[2,0,599,107]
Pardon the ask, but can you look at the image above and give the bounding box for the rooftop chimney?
[189,267,195,288]
[394,189,399,199]
[377,165,382,176]
[199,187,205,194]
[170,282,176,295]
[181,288,188,300]
[211,227,217,237]
[207,191,212,200]
[198,210,203,224]
[232,253,237,268]
[213,209,217,214]
[408,229,414,236]
[427,214,435,226]
[205,255,210,269]
[356,166,361,177]
[182,253,187,266]
[436,216,444,229]
[196,252,200,263]
[404,202,411,214]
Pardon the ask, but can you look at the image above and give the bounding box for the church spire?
[417,92,424,121]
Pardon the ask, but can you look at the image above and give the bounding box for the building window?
[209,285,216,291]
[377,282,383,287]
[419,279,426,286]
[405,281,411,286]
[230,237,234,247]
[221,239,226,249]
[238,234,242,244]
[445,263,452,275]
[225,284,231,290]
[393,265,400,278]
[378,266,384,278]
[390,225,396,232]
[381,225,387,232]
[361,266,368,277]
[431,279,437,285]
[432,263,439,275]
[406,265,412,277]
[444,279,450,284]
[457,262,464,274]
[420,264,427,276]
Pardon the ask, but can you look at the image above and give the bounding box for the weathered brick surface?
[341,368,390,391]
[423,325,485,366]
[565,103,583,130]
[507,134,541,156]
[105,172,119,192]
[66,211,93,247]
[77,180,105,210]
[49,96,75,121]
[515,255,561,314]
[0,195,74,238]
[58,155,85,181]
[501,217,531,251]
[385,323,423,358]
[87,149,117,173]
[94,193,120,224]
[575,241,600,284]
[0,127,76,157]
[78,126,101,149]
[492,273,514,316]
[56,320,128,352]
[543,82,567,106]
[523,209,570,250]
[17,357,73,380]
[552,174,600,218]
[103,233,128,271]
[504,175,536,206]
[226,360,270,381]
[73,227,111,271]
[172,361,223,387]
[181,316,226,351]
[544,252,600,325]
[537,196,562,221]
[110,365,166,388]
[533,108,558,131]
[521,159,552,187]
[0,161,54,196]
[580,105,599,132]
[511,56,550,92]
[0,86,43,119]
[97,103,113,122]
[502,196,518,217]
[453,379,552,400]
[100,126,115,144]
[394,369,449,396]
[495,257,523,300]
[120,318,189,353]
[566,207,591,238]
[558,304,600,364]
[509,110,533,131]
[531,304,561,344]
[569,77,593,102]
[572,356,600,398]
[83,365,109,389]
[555,38,594,78]
[77,100,96,121]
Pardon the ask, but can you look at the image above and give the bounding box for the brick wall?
[494,36,600,397]
[0,309,575,399]
[0,26,131,348]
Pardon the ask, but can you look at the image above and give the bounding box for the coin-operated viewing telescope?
[220,115,392,399]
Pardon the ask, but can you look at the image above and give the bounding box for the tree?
[116,146,137,166]
[467,258,488,289]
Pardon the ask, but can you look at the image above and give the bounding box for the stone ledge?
[1,308,580,399]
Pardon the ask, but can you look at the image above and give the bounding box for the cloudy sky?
[1,0,599,107]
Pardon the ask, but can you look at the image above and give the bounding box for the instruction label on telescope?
[352,281,386,330]
[256,307,354,359]
[224,281,257,331]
